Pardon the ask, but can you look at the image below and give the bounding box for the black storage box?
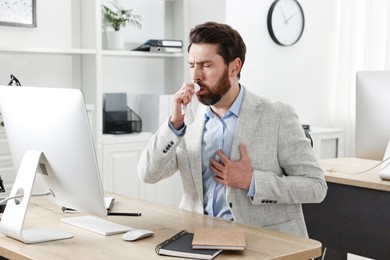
[103,107,142,134]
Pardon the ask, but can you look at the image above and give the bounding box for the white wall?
[0,0,340,128]
[0,1,75,49]
[226,0,339,127]
[188,0,226,28]
[0,0,78,88]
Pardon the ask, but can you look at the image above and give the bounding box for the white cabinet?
[0,0,188,206]
[309,127,345,159]
[102,133,152,199]
[102,132,183,207]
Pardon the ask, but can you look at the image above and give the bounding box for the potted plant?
[102,0,142,50]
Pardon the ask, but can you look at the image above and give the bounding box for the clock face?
[267,0,305,46]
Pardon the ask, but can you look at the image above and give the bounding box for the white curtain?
[331,0,390,156]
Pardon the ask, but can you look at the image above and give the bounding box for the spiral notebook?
[155,230,222,260]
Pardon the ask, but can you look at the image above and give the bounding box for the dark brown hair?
[188,21,246,79]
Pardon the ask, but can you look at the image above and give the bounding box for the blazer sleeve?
[137,119,182,184]
[250,103,327,205]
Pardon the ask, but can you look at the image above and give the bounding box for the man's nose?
[192,66,202,82]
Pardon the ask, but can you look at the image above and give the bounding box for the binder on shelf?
[150,46,182,53]
[155,230,222,260]
[145,39,183,47]
[133,39,183,52]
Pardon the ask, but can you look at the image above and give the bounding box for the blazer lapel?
[231,89,262,161]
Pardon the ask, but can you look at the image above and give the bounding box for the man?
[138,21,327,237]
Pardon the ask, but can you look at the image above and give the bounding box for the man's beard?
[197,67,231,106]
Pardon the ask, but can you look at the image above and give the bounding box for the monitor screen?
[356,71,390,160]
[0,86,107,217]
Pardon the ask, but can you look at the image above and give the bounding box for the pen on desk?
[108,212,142,217]
[62,207,75,212]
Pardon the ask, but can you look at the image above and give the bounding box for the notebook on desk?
[192,227,246,250]
[62,197,115,213]
[155,230,222,259]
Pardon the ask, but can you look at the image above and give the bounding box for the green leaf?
[101,0,142,31]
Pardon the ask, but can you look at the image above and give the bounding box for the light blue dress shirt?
[169,86,255,220]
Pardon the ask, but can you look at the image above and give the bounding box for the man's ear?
[229,58,242,77]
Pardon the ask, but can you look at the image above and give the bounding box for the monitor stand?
[0,150,73,244]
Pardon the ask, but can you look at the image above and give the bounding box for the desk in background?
[0,193,322,260]
[303,158,390,260]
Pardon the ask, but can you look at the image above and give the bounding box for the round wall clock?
[267,0,305,46]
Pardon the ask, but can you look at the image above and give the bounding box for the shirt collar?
[204,85,244,121]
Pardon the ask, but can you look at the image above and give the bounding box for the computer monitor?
[0,86,107,243]
[356,71,390,160]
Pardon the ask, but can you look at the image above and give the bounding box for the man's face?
[188,43,232,106]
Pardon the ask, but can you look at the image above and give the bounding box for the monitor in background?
[356,71,390,161]
[0,86,107,243]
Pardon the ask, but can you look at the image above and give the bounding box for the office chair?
[301,125,313,148]
[304,128,313,148]
[302,126,330,260]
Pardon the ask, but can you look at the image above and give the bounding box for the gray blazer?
[138,87,327,237]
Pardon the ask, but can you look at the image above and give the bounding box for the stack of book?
[155,228,245,259]
[133,39,183,53]
[192,227,246,251]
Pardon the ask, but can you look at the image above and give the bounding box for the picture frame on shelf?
[0,0,36,28]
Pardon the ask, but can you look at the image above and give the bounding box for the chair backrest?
[303,128,313,148]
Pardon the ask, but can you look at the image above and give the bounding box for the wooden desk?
[0,193,321,260]
[303,157,390,260]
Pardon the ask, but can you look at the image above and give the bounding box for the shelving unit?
[0,47,96,55]
[0,0,188,206]
[101,50,184,57]
[97,0,188,205]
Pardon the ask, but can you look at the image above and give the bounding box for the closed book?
[192,228,246,251]
[150,46,182,53]
[155,230,222,260]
